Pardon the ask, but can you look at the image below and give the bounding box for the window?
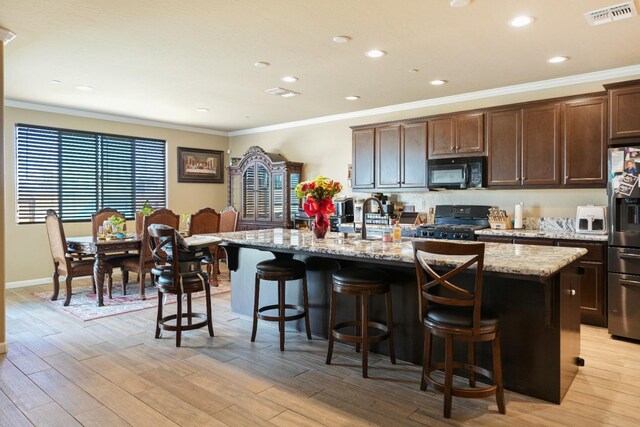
[16,124,166,223]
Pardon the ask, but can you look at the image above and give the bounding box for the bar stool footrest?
[257,304,307,322]
[424,361,498,399]
[159,312,209,332]
[332,320,391,344]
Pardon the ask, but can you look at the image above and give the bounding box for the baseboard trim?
[6,277,51,289]
[0,342,7,354]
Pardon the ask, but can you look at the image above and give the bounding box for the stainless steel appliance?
[427,156,486,190]
[415,205,492,240]
[608,146,640,340]
[330,197,354,232]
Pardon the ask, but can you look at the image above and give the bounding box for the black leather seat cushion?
[256,259,306,274]
[427,307,498,327]
[333,268,389,285]
[153,260,207,293]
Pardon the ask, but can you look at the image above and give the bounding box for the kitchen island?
[214,229,587,404]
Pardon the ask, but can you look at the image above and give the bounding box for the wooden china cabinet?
[227,146,303,230]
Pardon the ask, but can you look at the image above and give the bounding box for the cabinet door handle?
[569,289,576,296]
[620,279,640,288]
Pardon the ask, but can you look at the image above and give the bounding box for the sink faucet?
[361,197,385,240]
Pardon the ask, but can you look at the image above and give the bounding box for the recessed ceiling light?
[510,16,535,27]
[51,80,62,84]
[75,85,94,91]
[449,0,471,7]
[254,61,270,68]
[430,80,447,86]
[345,96,360,101]
[332,35,352,44]
[281,76,298,83]
[408,69,420,73]
[365,49,386,58]
[548,56,569,63]
[195,108,209,113]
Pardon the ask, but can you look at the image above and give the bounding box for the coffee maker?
[330,197,354,231]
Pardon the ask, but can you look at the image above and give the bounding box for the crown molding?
[4,100,230,136]
[229,64,640,137]
[0,27,16,45]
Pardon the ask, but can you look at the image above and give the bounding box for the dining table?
[67,233,223,307]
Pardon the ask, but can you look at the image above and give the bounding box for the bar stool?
[251,258,311,351]
[326,268,396,378]
[412,240,505,419]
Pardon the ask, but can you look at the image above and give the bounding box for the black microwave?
[427,156,486,189]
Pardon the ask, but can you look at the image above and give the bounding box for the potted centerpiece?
[135,200,154,235]
[294,176,342,239]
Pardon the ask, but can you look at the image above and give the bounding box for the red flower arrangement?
[294,176,343,238]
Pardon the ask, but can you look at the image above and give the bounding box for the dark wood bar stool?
[412,240,505,419]
[251,258,311,351]
[326,268,396,378]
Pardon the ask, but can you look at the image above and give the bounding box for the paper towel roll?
[514,202,523,229]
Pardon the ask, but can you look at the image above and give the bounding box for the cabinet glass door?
[256,163,271,220]
[230,173,241,210]
[242,166,255,220]
[272,173,284,220]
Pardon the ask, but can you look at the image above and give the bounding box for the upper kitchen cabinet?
[605,79,640,144]
[428,112,484,158]
[352,128,375,190]
[563,96,607,186]
[487,108,521,187]
[376,122,428,189]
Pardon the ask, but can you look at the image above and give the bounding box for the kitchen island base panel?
[229,246,581,404]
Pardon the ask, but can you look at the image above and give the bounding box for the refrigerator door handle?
[620,279,640,288]
[619,253,640,260]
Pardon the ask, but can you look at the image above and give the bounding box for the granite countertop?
[214,229,587,280]
[474,228,608,242]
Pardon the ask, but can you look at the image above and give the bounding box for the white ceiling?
[2,0,640,133]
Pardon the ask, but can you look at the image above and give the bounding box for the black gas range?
[415,205,492,241]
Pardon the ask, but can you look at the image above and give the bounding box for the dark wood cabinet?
[353,122,427,190]
[605,79,640,143]
[563,97,607,186]
[428,113,484,158]
[522,103,562,186]
[478,235,607,326]
[376,125,401,188]
[352,128,375,190]
[487,109,521,187]
[227,146,302,230]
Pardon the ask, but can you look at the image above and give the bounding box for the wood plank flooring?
[2,270,640,426]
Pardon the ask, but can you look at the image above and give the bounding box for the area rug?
[33,278,230,321]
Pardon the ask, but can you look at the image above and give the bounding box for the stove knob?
[453,233,460,239]
[441,232,448,238]
[427,231,435,237]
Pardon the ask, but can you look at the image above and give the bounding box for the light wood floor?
[2,271,640,426]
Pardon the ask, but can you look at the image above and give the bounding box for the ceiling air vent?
[584,1,637,25]
[265,87,300,98]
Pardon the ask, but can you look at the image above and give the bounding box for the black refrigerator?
[608,146,640,341]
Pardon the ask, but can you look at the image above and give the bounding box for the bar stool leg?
[326,287,337,364]
[361,291,369,378]
[187,294,193,326]
[493,331,506,414]
[176,292,183,347]
[444,334,454,419]
[302,275,312,340]
[278,280,286,351]
[421,328,431,391]
[155,289,163,339]
[251,274,260,342]
[355,295,361,353]
[204,279,214,337]
[386,290,396,364]
[468,342,476,387]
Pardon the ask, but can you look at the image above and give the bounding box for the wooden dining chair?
[189,207,221,285]
[91,208,139,298]
[412,239,505,419]
[213,206,238,277]
[45,210,112,306]
[121,208,179,300]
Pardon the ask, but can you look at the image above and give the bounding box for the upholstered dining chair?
[45,210,112,306]
[412,240,505,419]
[121,208,179,300]
[91,208,138,298]
[189,207,221,285]
[212,206,238,278]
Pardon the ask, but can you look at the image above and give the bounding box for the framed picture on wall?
[177,147,224,183]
